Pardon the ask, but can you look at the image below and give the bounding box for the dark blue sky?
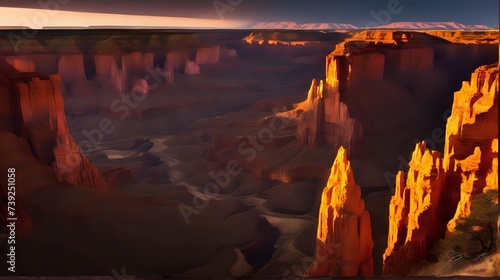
[0,0,498,26]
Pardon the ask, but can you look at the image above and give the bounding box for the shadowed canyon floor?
[0,29,498,277]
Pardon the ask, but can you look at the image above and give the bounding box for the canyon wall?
[16,75,108,190]
[294,79,363,156]
[382,142,447,275]
[307,146,373,277]
[0,58,107,190]
[58,53,87,86]
[383,63,499,276]
[444,63,499,232]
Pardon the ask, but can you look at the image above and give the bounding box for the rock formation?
[58,53,87,86]
[326,42,385,91]
[185,60,201,75]
[307,146,374,277]
[5,57,35,72]
[444,63,499,232]
[0,58,107,190]
[292,79,363,156]
[16,75,108,189]
[383,63,499,276]
[383,142,447,275]
[165,51,188,84]
[195,46,221,65]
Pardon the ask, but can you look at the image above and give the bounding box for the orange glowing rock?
[383,63,499,276]
[444,64,498,232]
[307,146,374,277]
[383,142,447,276]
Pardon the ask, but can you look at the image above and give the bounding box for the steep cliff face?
[380,46,434,73]
[0,58,107,238]
[58,54,87,86]
[165,51,189,84]
[12,72,107,190]
[326,37,434,92]
[294,79,362,156]
[307,146,373,277]
[195,46,221,64]
[383,63,499,276]
[383,142,447,275]
[326,42,385,91]
[444,64,499,232]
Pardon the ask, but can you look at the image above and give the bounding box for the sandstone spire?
[307,146,374,277]
[383,63,499,276]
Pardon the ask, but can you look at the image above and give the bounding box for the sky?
[0,0,498,28]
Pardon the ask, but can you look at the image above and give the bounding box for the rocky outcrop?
[165,51,189,84]
[185,60,200,75]
[326,35,434,91]
[326,42,385,91]
[195,46,221,65]
[383,63,499,276]
[444,64,499,231]
[292,79,362,156]
[383,142,447,275]
[0,58,107,190]
[58,54,87,86]
[307,147,373,277]
[5,57,35,72]
[15,75,107,190]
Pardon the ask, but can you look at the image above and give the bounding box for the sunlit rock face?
[383,63,499,276]
[423,30,499,44]
[326,32,435,91]
[307,146,374,277]
[326,42,385,91]
[383,142,447,276]
[444,64,499,232]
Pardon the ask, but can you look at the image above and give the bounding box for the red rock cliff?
[15,75,107,190]
[383,63,499,276]
[58,53,87,86]
[383,142,447,275]
[444,63,499,232]
[307,146,374,277]
[293,79,362,156]
[0,58,107,190]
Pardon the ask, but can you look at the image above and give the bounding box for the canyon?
[0,29,497,277]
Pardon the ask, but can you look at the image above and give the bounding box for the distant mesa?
[240,22,358,30]
[239,21,496,30]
